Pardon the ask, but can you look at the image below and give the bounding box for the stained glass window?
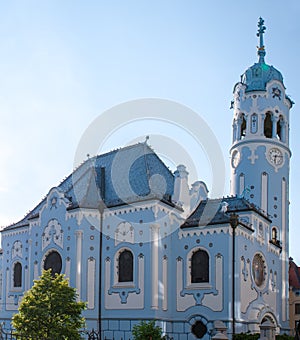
[191,250,209,283]
[118,250,133,282]
[44,251,62,277]
[13,262,22,287]
[252,253,266,287]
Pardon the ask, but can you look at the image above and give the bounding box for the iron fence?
[0,326,109,340]
[0,325,173,340]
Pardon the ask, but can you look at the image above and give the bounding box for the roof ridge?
[2,142,174,230]
[55,143,153,195]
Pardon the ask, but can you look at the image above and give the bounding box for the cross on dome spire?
[256,17,266,63]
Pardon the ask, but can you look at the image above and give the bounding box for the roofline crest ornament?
[256,17,266,63]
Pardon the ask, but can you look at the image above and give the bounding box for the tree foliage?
[12,270,86,339]
[132,320,165,340]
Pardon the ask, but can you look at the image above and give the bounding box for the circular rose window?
[252,253,266,287]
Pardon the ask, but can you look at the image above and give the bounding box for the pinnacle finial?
[256,17,266,63]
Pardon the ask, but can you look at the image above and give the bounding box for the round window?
[252,253,266,287]
[191,320,207,339]
[44,251,62,277]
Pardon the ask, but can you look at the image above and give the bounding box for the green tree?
[275,335,294,340]
[12,269,86,339]
[132,320,165,340]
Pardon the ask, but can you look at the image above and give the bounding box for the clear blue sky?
[1,1,300,261]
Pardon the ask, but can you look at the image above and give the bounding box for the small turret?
[172,164,190,213]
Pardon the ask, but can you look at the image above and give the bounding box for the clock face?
[268,148,283,165]
[231,150,240,168]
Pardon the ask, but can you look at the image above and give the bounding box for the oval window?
[252,253,266,287]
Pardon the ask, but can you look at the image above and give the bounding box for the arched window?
[118,250,133,282]
[44,250,62,277]
[272,227,278,243]
[191,249,209,283]
[13,262,22,287]
[264,112,273,138]
[240,114,246,138]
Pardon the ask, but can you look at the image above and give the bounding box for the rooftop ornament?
[257,17,266,63]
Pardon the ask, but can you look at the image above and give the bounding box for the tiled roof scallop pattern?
[3,143,174,230]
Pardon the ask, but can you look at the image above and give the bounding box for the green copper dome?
[241,17,284,92]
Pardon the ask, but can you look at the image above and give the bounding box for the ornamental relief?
[42,219,63,250]
[12,240,22,259]
[114,222,134,245]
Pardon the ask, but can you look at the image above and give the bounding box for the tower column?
[260,114,265,136]
[281,178,288,322]
[236,117,242,140]
[150,224,160,309]
[272,115,278,138]
[75,230,83,300]
[280,120,286,142]
[245,114,250,136]
[232,120,237,143]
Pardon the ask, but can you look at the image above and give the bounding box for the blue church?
[0,18,294,339]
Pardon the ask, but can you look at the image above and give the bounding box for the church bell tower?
[230,18,293,325]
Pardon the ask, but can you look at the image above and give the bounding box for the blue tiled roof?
[181,196,270,229]
[4,143,175,230]
[68,142,174,208]
[241,62,283,92]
